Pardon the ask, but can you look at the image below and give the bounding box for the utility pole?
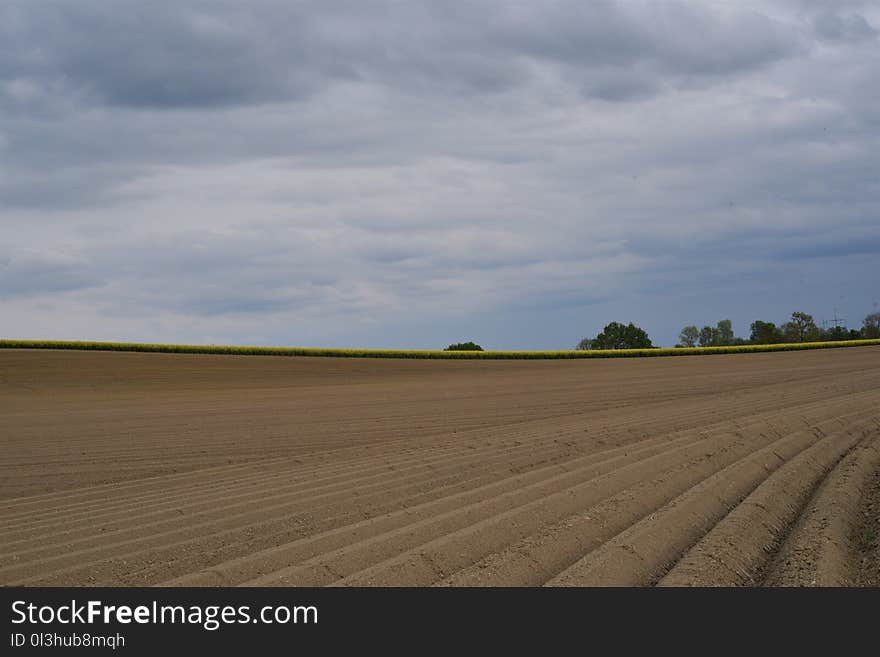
[829,308,846,329]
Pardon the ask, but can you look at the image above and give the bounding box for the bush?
[591,322,653,349]
[750,320,783,344]
[445,341,483,351]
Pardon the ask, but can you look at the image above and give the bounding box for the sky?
[1,0,878,349]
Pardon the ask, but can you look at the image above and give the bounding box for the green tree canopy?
[698,325,719,347]
[444,341,483,351]
[820,326,850,341]
[715,319,734,346]
[678,325,698,348]
[750,320,783,344]
[689,320,738,347]
[782,312,820,342]
[592,322,653,349]
[863,312,880,339]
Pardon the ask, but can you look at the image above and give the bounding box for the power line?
[821,308,846,330]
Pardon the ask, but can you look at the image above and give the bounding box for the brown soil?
[854,465,880,586]
[761,435,880,586]
[1,346,878,586]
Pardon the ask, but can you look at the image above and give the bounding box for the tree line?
[576,311,880,350]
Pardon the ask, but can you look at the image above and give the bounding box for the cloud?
[1,1,878,348]
[813,11,877,43]
[0,248,101,299]
[1,1,799,111]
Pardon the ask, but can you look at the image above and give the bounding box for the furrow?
[0,435,580,559]
[6,386,846,539]
[762,431,880,586]
[249,412,814,586]
[2,377,861,514]
[545,412,878,586]
[0,430,577,545]
[166,427,712,586]
[657,416,880,586]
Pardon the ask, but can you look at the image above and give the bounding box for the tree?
[678,325,699,348]
[820,326,849,342]
[689,319,738,347]
[445,341,483,351]
[715,319,734,346]
[698,325,719,347]
[576,338,594,350]
[592,322,653,349]
[863,312,880,339]
[750,320,783,344]
[781,311,820,343]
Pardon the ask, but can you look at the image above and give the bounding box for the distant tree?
[592,322,653,349]
[863,312,880,339]
[690,320,738,347]
[678,325,699,348]
[820,326,850,342]
[445,341,483,351]
[576,338,594,350]
[698,325,719,347]
[715,319,735,346]
[781,312,820,343]
[750,320,783,344]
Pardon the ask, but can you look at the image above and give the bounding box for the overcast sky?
[2,1,878,349]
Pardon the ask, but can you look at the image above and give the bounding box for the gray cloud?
[0,248,101,299]
[813,11,877,42]
[1,1,799,111]
[1,1,878,348]
[0,2,317,109]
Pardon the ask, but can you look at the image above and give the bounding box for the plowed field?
[2,347,878,586]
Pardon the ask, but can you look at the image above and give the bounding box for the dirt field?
[2,347,879,586]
